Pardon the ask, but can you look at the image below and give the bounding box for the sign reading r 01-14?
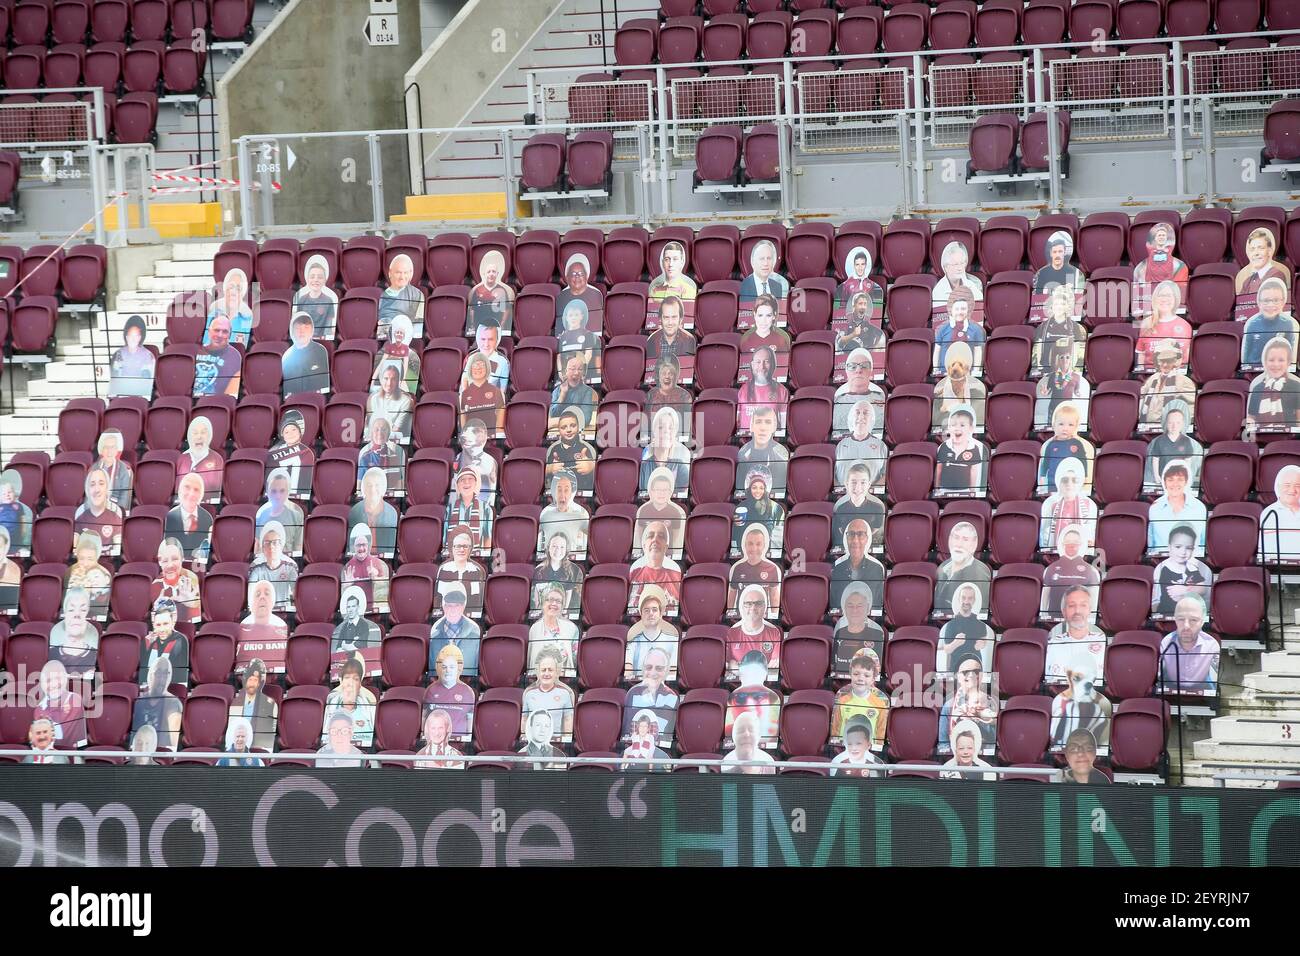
[363,14,399,46]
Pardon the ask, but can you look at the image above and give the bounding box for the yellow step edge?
[103,202,223,238]
[393,192,528,222]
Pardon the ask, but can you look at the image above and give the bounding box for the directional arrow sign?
[40,155,55,180]
[363,14,399,45]
[286,144,297,172]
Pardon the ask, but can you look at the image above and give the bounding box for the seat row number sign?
[363,14,399,45]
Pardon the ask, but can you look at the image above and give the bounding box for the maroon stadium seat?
[1180,208,1232,270]
[520,134,566,193]
[694,125,742,186]
[1105,631,1162,700]
[980,216,1030,274]
[567,132,614,191]
[1022,0,1067,44]
[1211,566,1266,638]
[994,628,1047,696]
[1263,100,1300,164]
[1096,501,1151,567]
[479,625,528,689]
[1110,698,1168,772]
[614,18,658,66]
[997,695,1051,764]
[210,0,254,42]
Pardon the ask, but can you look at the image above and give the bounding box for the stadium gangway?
[0,749,1064,778]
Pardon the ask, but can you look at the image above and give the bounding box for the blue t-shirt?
[1241,314,1299,366]
[1038,437,1091,487]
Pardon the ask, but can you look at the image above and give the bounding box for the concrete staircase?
[417,0,653,196]
[1179,611,1300,789]
[0,241,221,465]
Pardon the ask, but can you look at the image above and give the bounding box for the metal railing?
[0,748,1065,778]
[928,57,1031,149]
[0,88,108,242]
[0,89,105,151]
[522,28,1298,142]
[1048,53,1171,143]
[1259,506,1289,656]
[231,92,1298,237]
[1212,771,1300,788]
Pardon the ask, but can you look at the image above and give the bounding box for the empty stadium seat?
[1263,100,1300,164]
[1020,110,1071,173]
[520,134,565,193]
[694,125,743,187]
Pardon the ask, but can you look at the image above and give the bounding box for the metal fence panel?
[1048,53,1170,142]
[245,132,388,236]
[796,68,911,153]
[669,73,780,159]
[0,98,95,149]
[538,79,653,162]
[927,58,1030,148]
[1189,46,1300,136]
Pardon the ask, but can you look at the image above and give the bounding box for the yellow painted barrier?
[103,202,223,238]
[391,192,528,223]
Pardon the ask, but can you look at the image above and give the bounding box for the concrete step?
[1180,762,1300,788]
[1244,672,1300,694]
[1261,650,1300,675]
[25,375,101,400]
[1224,691,1300,715]
[0,415,57,437]
[73,325,167,350]
[0,437,59,459]
[1267,623,1300,650]
[137,275,212,294]
[155,259,218,279]
[1181,752,1300,771]
[1192,739,1300,762]
[117,288,191,305]
[46,348,102,369]
[0,438,58,457]
[1208,714,1300,743]
[100,310,168,328]
[171,243,223,261]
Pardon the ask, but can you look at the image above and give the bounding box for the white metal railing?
[536,77,654,163]
[1048,53,1170,142]
[226,30,1300,236]
[230,79,1283,239]
[0,88,127,246]
[1212,771,1300,788]
[669,72,781,158]
[1189,44,1300,135]
[525,27,1298,144]
[0,748,1065,778]
[798,66,913,153]
[928,58,1031,149]
[0,89,105,150]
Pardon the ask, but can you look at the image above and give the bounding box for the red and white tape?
[149,184,245,195]
[151,171,281,192]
